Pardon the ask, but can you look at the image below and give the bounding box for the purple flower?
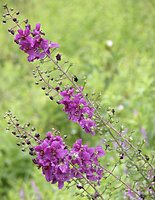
[69,139,105,184]
[33,132,70,189]
[14,23,59,62]
[60,87,96,135]
[33,133,105,189]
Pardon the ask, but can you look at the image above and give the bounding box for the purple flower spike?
[33,133,105,189]
[60,87,96,135]
[34,132,71,189]
[14,24,59,62]
[69,139,105,184]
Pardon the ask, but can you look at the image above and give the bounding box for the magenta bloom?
[33,133,105,189]
[60,87,96,135]
[34,132,70,189]
[69,139,105,183]
[14,24,59,62]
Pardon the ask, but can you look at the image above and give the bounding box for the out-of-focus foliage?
[0,0,155,199]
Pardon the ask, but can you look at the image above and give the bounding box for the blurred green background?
[0,0,155,199]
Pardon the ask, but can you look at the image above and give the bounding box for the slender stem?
[107,129,154,191]
[6,6,22,29]
[8,114,39,143]
[36,66,56,91]
[72,179,92,198]
[96,114,154,170]
[101,165,140,198]
[70,163,104,200]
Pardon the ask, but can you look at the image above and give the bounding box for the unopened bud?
[49,96,54,100]
[13,18,17,22]
[35,133,40,138]
[77,184,83,189]
[56,53,61,61]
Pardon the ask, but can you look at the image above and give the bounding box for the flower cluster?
[33,132,70,189]
[69,139,105,183]
[14,24,59,62]
[60,87,96,135]
[33,132,105,189]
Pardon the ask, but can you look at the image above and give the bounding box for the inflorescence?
[34,132,105,189]
[14,23,59,62]
[2,4,155,199]
[60,87,96,135]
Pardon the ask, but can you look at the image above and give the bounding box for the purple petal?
[58,181,64,189]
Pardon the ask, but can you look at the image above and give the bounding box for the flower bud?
[56,53,61,61]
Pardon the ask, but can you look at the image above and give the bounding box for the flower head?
[14,24,59,62]
[33,133,105,189]
[69,139,105,184]
[33,132,70,189]
[60,87,96,135]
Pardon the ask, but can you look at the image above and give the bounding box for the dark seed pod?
[139,194,145,199]
[77,184,83,189]
[29,147,34,151]
[145,155,149,161]
[56,100,60,104]
[35,133,40,138]
[3,4,7,9]
[13,18,17,22]
[32,158,37,164]
[111,108,115,115]
[12,131,16,135]
[55,86,60,91]
[120,153,124,159]
[42,86,46,90]
[29,151,34,156]
[27,123,30,127]
[31,127,36,131]
[56,53,61,61]
[73,76,78,82]
[16,135,20,138]
[24,19,28,24]
[10,30,15,35]
[138,149,141,154]
[26,140,31,145]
